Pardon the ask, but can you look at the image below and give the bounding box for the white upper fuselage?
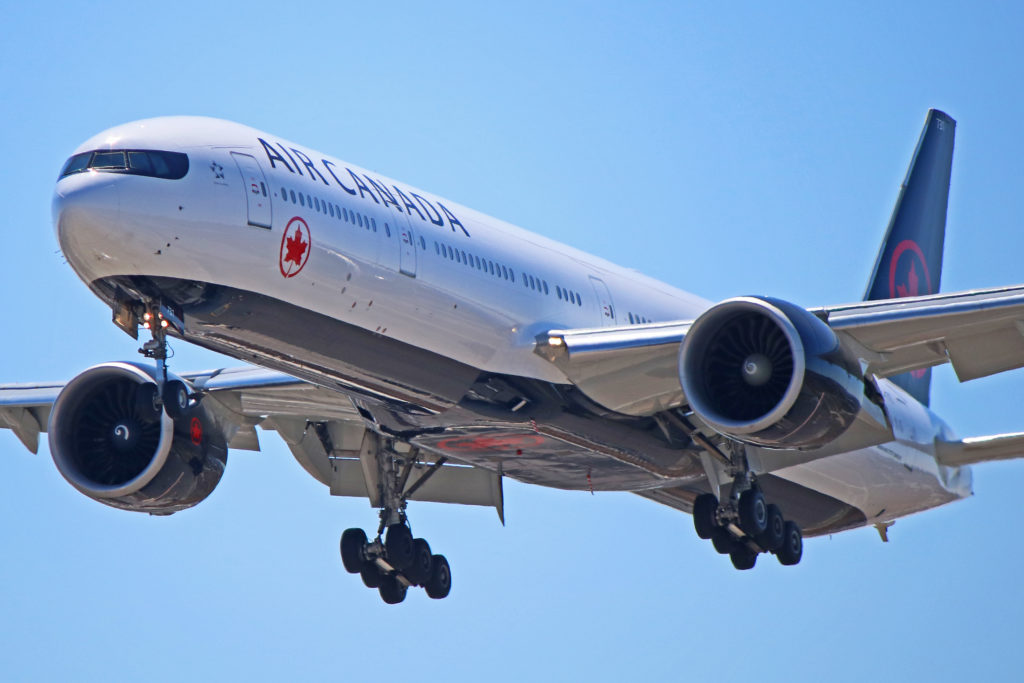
[54,116,708,385]
[51,116,972,530]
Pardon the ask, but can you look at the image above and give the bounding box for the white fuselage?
[52,116,971,532]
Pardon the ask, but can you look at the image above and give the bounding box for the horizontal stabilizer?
[935,433,1024,467]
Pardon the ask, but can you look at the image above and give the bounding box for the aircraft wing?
[536,285,1024,416]
[936,432,1024,466]
[819,285,1024,381]
[0,365,504,514]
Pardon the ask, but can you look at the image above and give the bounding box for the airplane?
[3,109,1024,604]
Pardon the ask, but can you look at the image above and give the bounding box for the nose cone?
[53,172,121,284]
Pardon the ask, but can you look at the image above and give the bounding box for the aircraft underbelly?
[774,443,970,524]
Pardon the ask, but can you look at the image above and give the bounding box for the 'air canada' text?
[258,138,470,237]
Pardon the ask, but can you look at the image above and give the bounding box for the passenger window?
[299,194,305,207]
[420,237,427,250]
[329,203,334,217]
[315,197,321,212]
[281,187,289,202]
[384,223,391,237]
[542,281,549,295]
[290,190,297,203]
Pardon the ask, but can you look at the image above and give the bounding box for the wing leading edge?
[535,284,1024,418]
[0,365,505,515]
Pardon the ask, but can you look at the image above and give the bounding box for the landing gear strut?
[338,439,452,603]
[134,302,196,417]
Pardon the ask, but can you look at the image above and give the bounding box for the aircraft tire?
[693,494,719,539]
[379,575,408,604]
[729,545,757,570]
[162,380,190,418]
[360,562,383,588]
[739,489,768,537]
[406,538,433,586]
[777,521,803,566]
[135,383,160,419]
[385,524,415,571]
[710,528,736,555]
[425,554,451,599]
[340,528,367,573]
[758,504,786,552]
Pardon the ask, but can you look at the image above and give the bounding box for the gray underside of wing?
[535,321,691,416]
[0,383,61,453]
[0,365,505,514]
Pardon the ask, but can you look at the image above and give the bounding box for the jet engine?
[48,362,227,514]
[679,297,871,450]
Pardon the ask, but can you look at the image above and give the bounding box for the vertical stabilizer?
[864,109,956,406]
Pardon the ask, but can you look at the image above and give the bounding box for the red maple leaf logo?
[284,230,308,266]
[279,217,311,278]
[896,261,920,298]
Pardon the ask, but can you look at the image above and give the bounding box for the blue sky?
[2,2,1024,681]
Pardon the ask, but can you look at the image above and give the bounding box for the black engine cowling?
[679,297,867,449]
[48,362,227,514]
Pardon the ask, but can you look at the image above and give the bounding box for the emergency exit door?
[231,152,272,229]
[589,276,617,326]
[399,223,417,277]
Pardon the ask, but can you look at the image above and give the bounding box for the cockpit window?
[91,151,126,169]
[59,149,189,180]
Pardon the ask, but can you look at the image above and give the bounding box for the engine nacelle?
[48,362,227,514]
[679,297,868,450]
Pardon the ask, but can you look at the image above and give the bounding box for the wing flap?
[823,285,1024,381]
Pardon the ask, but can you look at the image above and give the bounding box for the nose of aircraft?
[52,171,122,283]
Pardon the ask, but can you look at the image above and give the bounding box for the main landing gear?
[693,484,803,570]
[338,442,452,604]
[340,525,452,604]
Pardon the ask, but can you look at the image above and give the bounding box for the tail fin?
[864,109,956,406]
